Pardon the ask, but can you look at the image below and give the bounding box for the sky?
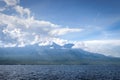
[19,0,120,41]
[0,0,120,57]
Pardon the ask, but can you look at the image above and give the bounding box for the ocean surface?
[0,65,120,80]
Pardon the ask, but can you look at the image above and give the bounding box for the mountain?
[0,42,120,65]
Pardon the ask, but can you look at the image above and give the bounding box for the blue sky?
[0,0,120,57]
[18,0,120,41]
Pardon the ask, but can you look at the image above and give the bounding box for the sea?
[0,65,120,80]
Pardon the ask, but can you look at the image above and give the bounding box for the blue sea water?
[0,65,120,80]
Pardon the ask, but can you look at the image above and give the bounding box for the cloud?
[38,38,69,46]
[0,0,82,47]
[14,5,31,17]
[0,7,6,11]
[84,40,120,57]
[72,41,87,49]
[4,0,19,6]
[72,40,120,57]
[84,40,120,46]
[49,28,81,36]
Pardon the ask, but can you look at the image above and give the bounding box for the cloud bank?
[72,40,120,57]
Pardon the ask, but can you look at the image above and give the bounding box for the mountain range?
[0,42,120,65]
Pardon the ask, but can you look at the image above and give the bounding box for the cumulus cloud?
[0,0,82,47]
[14,5,31,17]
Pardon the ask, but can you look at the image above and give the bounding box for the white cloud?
[4,0,19,6]
[38,38,69,46]
[85,40,120,46]
[4,43,17,47]
[72,40,120,57]
[52,38,69,46]
[49,28,82,36]
[14,5,30,18]
[0,0,82,47]
[72,41,87,49]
